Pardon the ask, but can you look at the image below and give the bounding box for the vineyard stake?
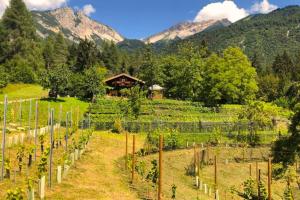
[59,104,62,145]
[125,132,128,170]
[65,112,69,152]
[49,108,54,188]
[258,169,261,200]
[88,113,91,129]
[256,161,258,184]
[70,107,73,129]
[268,158,272,200]
[158,134,163,200]
[194,145,196,176]
[28,99,32,139]
[47,102,50,132]
[19,98,22,126]
[131,135,135,183]
[34,101,38,161]
[1,95,7,181]
[214,155,218,198]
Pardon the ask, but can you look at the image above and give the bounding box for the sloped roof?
[149,84,164,91]
[104,73,145,84]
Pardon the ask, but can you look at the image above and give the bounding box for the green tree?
[272,51,294,96]
[73,39,99,72]
[0,0,44,83]
[140,46,163,88]
[70,67,107,101]
[162,42,204,100]
[201,47,258,106]
[43,33,68,69]
[272,104,300,166]
[257,74,280,101]
[101,41,121,73]
[39,66,71,98]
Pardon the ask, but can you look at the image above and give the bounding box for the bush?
[243,178,255,199]
[112,118,123,134]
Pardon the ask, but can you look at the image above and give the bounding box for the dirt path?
[47,132,142,200]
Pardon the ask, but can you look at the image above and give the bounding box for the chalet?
[104,73,145,96]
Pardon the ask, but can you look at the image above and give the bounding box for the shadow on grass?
[40,97,66,102]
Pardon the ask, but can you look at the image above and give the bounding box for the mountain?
[178,5,300,67]
[32,7,124,44]
[144,19,231,44]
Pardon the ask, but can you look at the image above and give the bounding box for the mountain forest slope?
[178,6,300,67]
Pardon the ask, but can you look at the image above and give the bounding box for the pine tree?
[0,0,44,83]
[73,38,99,72]
[140,45,162,88]
[101,41,121,73]
[52,33,68,67]
[283,185,294,200]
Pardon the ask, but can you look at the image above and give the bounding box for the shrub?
[165,130,179,150]
[6,187,24,200]
[243,178,255,199]
[112,118,123,134]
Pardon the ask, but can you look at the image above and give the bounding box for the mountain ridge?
[144,19,231,44]
[32,7,124,44]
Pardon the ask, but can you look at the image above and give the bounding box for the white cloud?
[250,0,278,14]
[0,0,10,18]
[82,4,95,16]
[194,1,249,23]
[0,0,67,17]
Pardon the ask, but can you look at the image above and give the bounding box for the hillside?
[32,7,124,44]
[177,6,300,67]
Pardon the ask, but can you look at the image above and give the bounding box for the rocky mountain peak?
[33,7,124,43]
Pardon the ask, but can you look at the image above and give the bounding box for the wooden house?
[104,73,145,96]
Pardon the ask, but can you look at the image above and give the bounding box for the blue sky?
[68,0,300,39]
[0,0,299,39]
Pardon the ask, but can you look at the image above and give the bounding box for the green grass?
[0,84,49,101]
[90,98,291,123]
[90,98,241,123]
[3,97,90,131]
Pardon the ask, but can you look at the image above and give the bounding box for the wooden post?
[258,169,261,200]
[49,109,54,188]
[214,155,217,198]
[256,161,258,183]
[194,145,196,176]
[268,158,272,200]
[88,113,91,129]
[70,107,73,130]
[125,132,128,170]
[158,135,163,200]
[1,95,7,181]
[34,101,38,161]
[131,135,136,183]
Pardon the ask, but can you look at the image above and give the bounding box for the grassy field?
[39,132,299,200]
[46,132,144,200]
[0,84,49,101]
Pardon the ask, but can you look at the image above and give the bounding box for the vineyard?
[0,95,93,199]
[0,93,298,200]
[119,132,300,200]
